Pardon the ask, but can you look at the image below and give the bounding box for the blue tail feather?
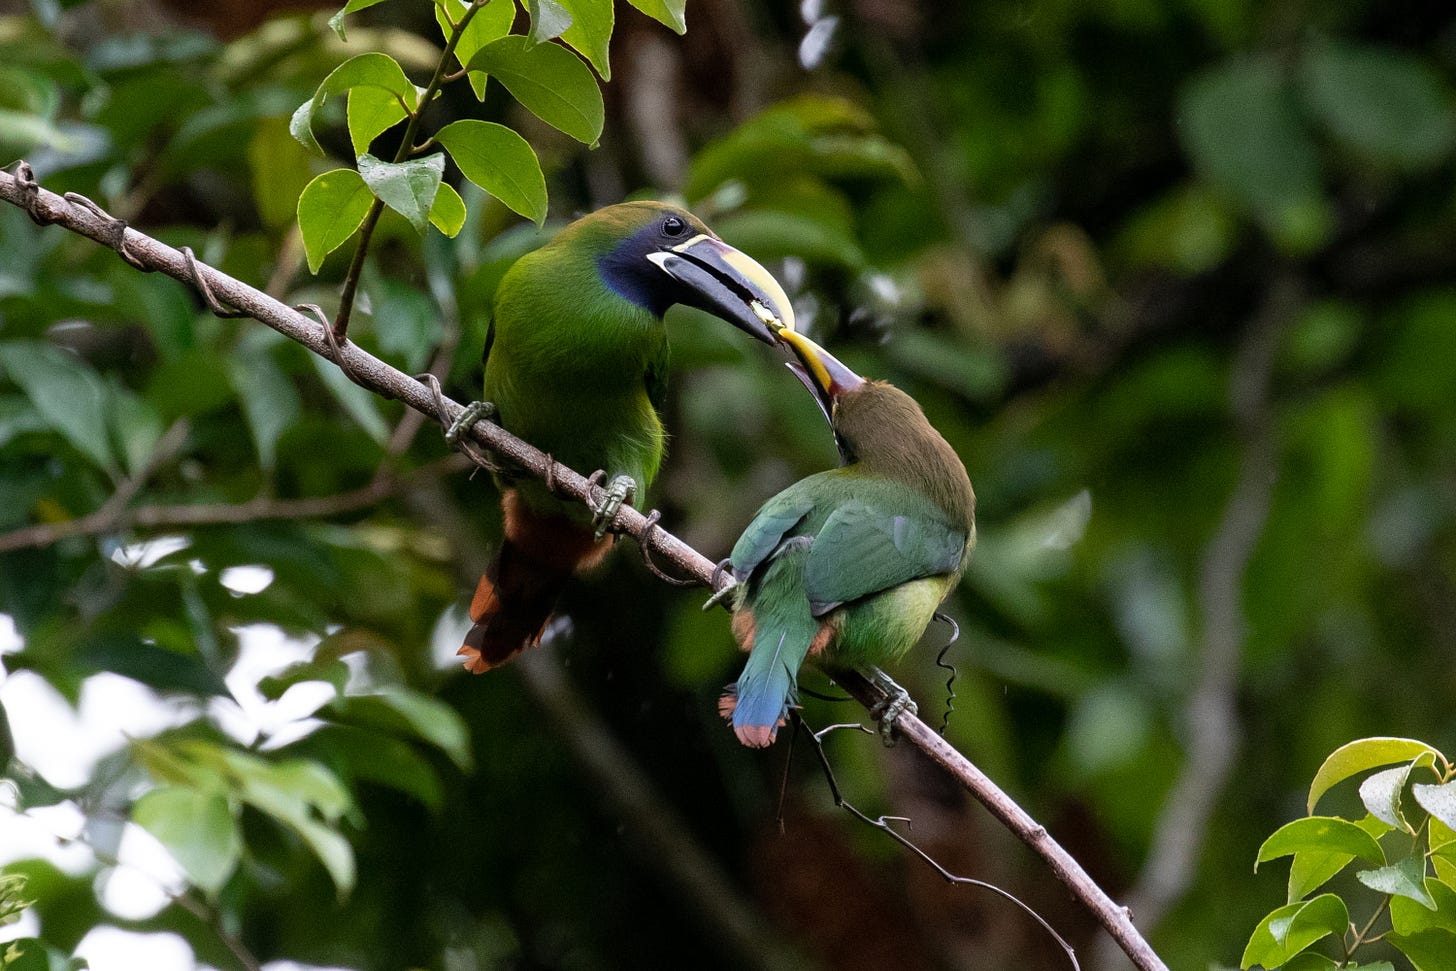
[726,550,818,748]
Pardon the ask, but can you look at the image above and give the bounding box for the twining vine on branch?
[0,163,1169,971]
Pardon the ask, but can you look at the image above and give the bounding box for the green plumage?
[725,377,976,746]
[484,205,678,522]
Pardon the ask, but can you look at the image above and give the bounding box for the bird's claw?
[445,400,496,446]
[867,668,917,746]
[702,580,739,612]
[591,473,636,540]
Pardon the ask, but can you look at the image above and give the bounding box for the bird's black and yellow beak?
[777,328,865,427]
[647,234,793,345]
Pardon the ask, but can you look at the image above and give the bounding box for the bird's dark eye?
[662,215,686,237]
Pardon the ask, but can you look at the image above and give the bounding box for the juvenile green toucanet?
[720,329,976,746]
[457,201,793,673]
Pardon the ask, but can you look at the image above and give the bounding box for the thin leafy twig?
[0,165,1170,971]
[332,0,489,339]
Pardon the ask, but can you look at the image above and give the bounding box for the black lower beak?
[648,236,793,345]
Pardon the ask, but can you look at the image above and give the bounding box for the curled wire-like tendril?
[62,191,150,271]
[932,611,960,736]
[638,510,700,588]
[179,246,250,318]
[790,711,1080,971]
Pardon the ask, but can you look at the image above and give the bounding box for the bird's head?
[571,201,793,345]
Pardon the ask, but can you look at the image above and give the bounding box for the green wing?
[802,501,967,614]
[730,489,817,579]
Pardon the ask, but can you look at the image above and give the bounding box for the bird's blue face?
[594,205,792,345]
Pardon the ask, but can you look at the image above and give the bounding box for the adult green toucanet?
[718,328,976,746]
[452,201,794,674]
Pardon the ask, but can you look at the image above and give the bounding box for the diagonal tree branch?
[0,164,1169,971]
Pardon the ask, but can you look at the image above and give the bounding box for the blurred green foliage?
[1,1,1455,969]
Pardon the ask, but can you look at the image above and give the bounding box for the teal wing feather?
[729,489,818,579]
[803,500,967,614]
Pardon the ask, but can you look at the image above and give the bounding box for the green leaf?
[462,35,604,145]
[309,353,390,443]
[305,726,444,810]
[1285,815,1392,901]
[434,0,516,101]
[257,659,351,701]
[298,167,375,273]
[291,52,419,155]
[1307,737,1442,813]
[626,0,685,33]
[429,181,467,237]
[107,383,164,478]
[1300,40,1456,170]
[527,0,573,44]
[328,0,398,41]
[1358,856,1436,910]
[347,85,409,157]
[221,752,356,895]
[357,152,445,235]
[132,786,241,896]
[435,119,548,223]
[248,116,316,232]
[559,0,612,78]
[226,335,301,471]
[1241,894,1349,969]
[370,280,445,373]
[1415,782,1456,831]
[0,342,115,471]
[325,688,472,770]
[1179,54,1328,251]
[1258,816,1385,869]
[1362,764,1417,829]
[1387,929,1456,971]
[1392,880,1456,936]
[1282,955,1339,971]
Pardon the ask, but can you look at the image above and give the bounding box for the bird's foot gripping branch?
[0,162,1169,971]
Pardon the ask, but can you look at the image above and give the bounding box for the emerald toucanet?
[719,329,976,746]
[453,201,794,673]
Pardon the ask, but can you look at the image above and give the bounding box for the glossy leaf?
[1391,879,1456,936]
[435,0,516,100]
[1286,815,1392,902]
[357,152,445,235]
[1361,764,1416,829]
[1241,894,1348,969]
[1415,781,1456,831]
[298,167,375,273]
[1300,41,1456,170]
[435,119,548,223]
[559,0,613,79]
[1387,929,1456,971]
[1307,737,1442,813]
[347,85,408,157]
[626,0,685,33]
[428,181,467,237]
[328,0,398,41]
[132,786,241,895]
[0,342,115,471]
[1257,816,1385,869]
[527,0,573,45]
[462,36,604,145]
[1358,856,1436,910]
[291,52,419,156]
